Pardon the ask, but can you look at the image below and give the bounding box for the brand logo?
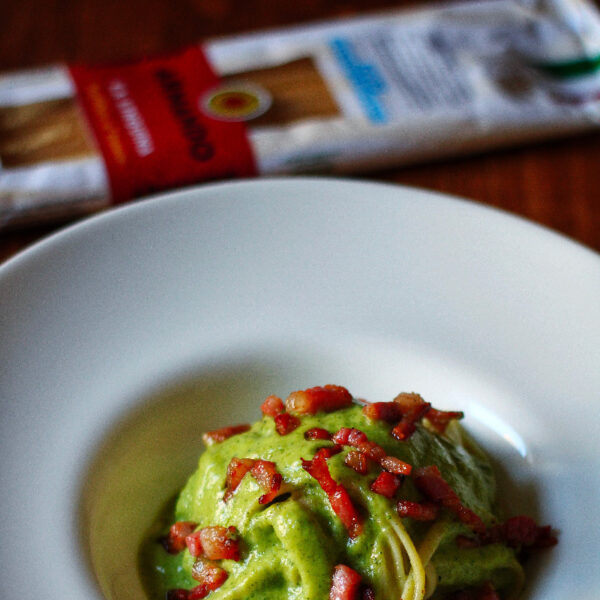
[201,82,272,122]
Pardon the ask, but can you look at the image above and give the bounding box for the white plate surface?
[1,177,599,599]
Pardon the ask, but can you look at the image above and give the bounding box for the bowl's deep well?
[78,343,542,600]
[79,362,284,600]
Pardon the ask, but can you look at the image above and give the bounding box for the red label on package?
[69,45,257,203]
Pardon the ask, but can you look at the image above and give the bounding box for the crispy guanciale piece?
[202,424,251,446]
[459,515,558,551]
[166,585,210,599]
[251,459,283,505]
[354,439,386,462]
[185,530,204,557]
[364,394,463,438]
[304,427,332,440]
[489,515,558,549]
[331,427,372,447]
[425,407,465,433]
[329,564,362,600]
[379,455,412,476]
[224,457,256,502]
[344,450,368,475]
[331,427,357,445]
[274,412,301,435]
[370,471,402,498]
[302,451,363,538]
[391,393,432,441]
[502,515,550,548]
[396,499,439,521]
[196,526,240,561]
[316,445,343,460]
[161,521,198,554]
[330,488,363,539]
[302,450,337,494]
[261,394,285,416]
[528,524,558,549]
[191,556,229,590]
[332,427,412,475]
[189,586,209,600]
[393,392,427,412]
[286,385,353,415]
[413,465,485,534]
[334,429,376,458]
[362,401,402,423]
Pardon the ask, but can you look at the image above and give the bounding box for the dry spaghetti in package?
[2,0,600,228]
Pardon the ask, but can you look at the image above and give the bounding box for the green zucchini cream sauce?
[140,404,523,599]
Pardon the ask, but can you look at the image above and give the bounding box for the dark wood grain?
[1,0,599,262]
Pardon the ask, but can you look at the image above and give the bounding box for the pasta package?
[2,0,600,228]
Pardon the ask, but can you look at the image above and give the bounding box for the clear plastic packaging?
[2,0,600,228]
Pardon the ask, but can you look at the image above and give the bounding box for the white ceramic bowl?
[1,177,599,599]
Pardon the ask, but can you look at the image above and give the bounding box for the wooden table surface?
[1,0,599,262]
